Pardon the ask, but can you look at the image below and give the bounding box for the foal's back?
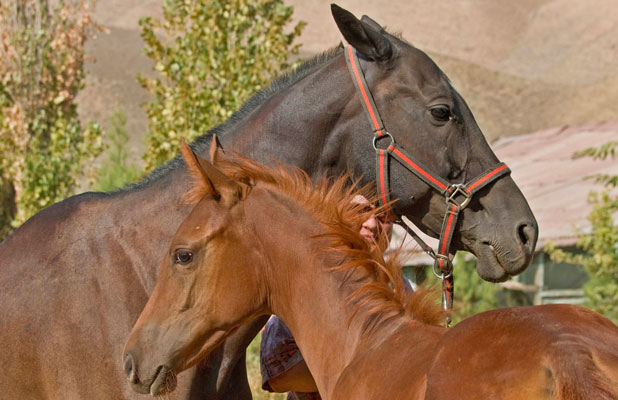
[330,304,618,400]
[427,304,618,400]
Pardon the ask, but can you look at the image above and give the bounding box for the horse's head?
[123,141,267,396]
[329,5,537,281]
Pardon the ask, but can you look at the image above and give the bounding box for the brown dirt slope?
[79,0,618,159]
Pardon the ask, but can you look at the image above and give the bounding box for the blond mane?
[184,151,444,330]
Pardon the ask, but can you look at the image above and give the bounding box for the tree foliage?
[94,111,142,192]
[449,252,498,323]
[139,0,305,171]
[574,141,618,188]
[548,143,618,324]
[419,252,497,325]
[0,0,104,239]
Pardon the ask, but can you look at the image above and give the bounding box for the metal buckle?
[423,247,436,259]
[432,254,453,279]
[446,183,471,209]
[372,131,394,151]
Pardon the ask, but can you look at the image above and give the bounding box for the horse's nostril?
[517,223,537,250]
[124,353,138,383]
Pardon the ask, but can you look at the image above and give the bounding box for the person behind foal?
[260,195,393,399]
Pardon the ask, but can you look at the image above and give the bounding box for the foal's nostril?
[124,353,138,383]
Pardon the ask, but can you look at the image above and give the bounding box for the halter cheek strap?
[344,46,511,325]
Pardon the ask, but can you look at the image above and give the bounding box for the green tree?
[0,0,104,239]
[450,252,497,323]
[547,141,618,324]
[139,0,305,171]
[94,111,142,192]
[246,332,285,399]
[419,252,497,324]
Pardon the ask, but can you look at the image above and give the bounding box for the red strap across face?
[388,145,450,193]
[346,45,511,208]
[464,163,510,195]
[346,46,386,137]
[377,149,396,221]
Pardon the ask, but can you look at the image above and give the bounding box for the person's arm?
[268,360,318,393]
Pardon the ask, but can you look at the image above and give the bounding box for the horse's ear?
[209,134,224,166]
[331,4,392,62]
[360,15,384,33]
[180,137,241,207]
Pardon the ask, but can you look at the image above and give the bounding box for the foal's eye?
[174,249,194,265]
[429,106,451,123]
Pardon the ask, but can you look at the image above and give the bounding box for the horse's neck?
[256,203,426,398]
[114,53,352,290]
[265,237,367,396]
[274,260,444,400]
[103,172,192,291]
[211,54,352,177]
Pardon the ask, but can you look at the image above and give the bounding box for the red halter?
[344,46,511,325]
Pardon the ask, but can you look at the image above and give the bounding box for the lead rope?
[344,45,511,327]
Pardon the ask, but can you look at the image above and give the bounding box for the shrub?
[0,0,104,239]
[139,0,305,171]
[547,141,618,323]
[94,111,142,192]
[449,252,498,323]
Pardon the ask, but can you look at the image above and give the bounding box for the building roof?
[392,120,618,265]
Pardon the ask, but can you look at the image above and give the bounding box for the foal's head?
[123,138,378,395]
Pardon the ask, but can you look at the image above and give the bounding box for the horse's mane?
[118,46,344,194]
[185,152,444,330]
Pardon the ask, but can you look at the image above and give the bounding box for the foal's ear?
[331,4,392,62]
[209,134,224,165]
[180,137,242,207]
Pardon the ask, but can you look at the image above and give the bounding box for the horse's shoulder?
[0,191,113,281]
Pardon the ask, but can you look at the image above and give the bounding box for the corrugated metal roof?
[392,121,618,265]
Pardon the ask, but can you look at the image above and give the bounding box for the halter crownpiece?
[344,46,511,326]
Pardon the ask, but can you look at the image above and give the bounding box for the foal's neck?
[256,198,416,398]
[267,235,369,397]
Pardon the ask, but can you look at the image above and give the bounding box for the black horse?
[0,5,537,399]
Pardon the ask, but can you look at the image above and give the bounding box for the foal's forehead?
[175,197,220,238]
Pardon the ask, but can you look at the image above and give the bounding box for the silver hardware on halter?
[432,254,453,279]
[424,246,437,259]
[372,131,394,151]
[445,183,471,209]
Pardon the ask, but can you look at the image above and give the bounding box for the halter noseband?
[344,46,511,325]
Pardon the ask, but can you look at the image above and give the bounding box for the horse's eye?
[430,106,451,122]
[174,249,193,265]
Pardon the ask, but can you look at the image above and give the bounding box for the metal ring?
[432,260,453,280]
[372,131,394,151]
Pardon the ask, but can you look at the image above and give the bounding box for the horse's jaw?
[473,243,515,282]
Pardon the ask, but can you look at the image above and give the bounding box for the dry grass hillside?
[78,0,618,161]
